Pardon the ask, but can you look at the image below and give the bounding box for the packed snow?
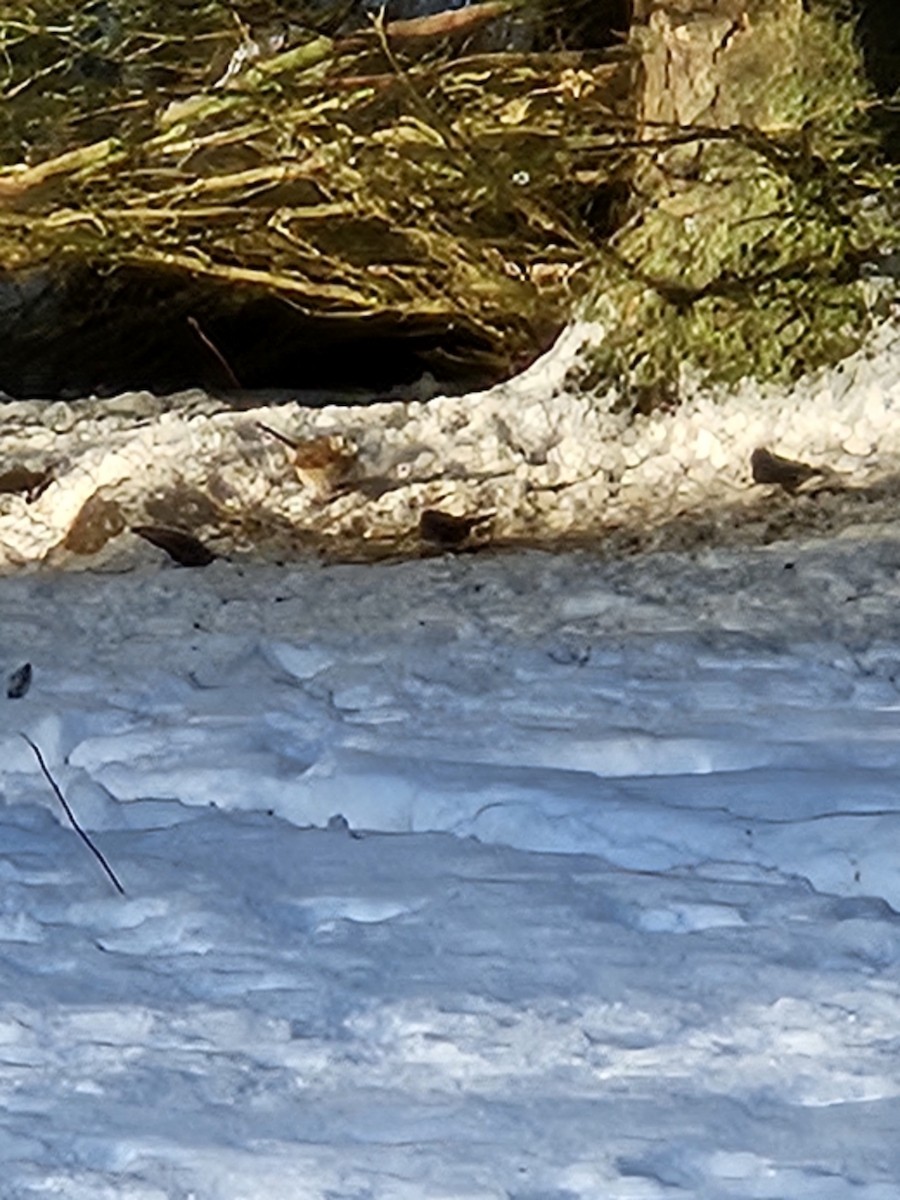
[3,521,900,1198]
[4,284,900,1196]
[3,307,900,570]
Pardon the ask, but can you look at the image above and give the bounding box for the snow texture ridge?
[2,530,900,1196]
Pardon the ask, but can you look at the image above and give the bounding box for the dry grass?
[0,0,636,377]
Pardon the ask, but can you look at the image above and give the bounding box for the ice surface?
[2,529,900,1196]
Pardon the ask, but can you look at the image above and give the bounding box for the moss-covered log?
[582,0,897,399]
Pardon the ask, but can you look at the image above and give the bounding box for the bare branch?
[21,734,126,897]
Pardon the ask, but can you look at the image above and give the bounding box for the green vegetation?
[0,0,894,395]
[583,0,899,399]
[0,0,630,381]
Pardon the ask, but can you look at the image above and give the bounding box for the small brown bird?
[750,447,823,494]
[419,508,494,548]
[132,525,216,567]
[257,422,359,500]
[0,464,53,502]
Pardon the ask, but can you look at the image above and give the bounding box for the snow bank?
[3,310,900,568]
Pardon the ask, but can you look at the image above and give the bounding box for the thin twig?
[21,734,126,897]
[369,9,592,253]
[257,420,299,450]
[187,315,242,389]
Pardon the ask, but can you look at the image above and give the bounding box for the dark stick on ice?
[20,733,126,897]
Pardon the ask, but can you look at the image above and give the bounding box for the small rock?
[7,662,32,699]
[63,492,125,554]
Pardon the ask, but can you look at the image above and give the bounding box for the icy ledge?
[2,313,900,569]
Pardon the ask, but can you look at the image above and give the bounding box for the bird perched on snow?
[419,508,494,548]
[258,422,359,500]
[751,447,824,494]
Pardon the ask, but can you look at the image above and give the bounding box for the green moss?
[583,0,898,401]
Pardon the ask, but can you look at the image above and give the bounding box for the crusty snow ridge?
[2,315,900,569]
